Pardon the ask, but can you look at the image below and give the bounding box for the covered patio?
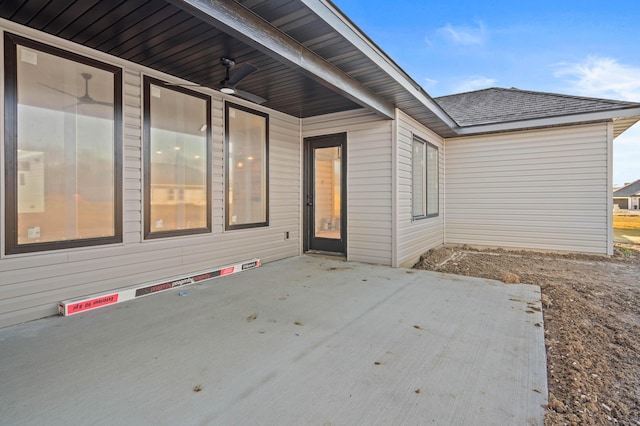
[0,256,547,425]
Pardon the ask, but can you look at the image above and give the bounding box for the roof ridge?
[434,87,498,99]
[617,178,640,189]
[435,86,640,107]
[499,87,640,106]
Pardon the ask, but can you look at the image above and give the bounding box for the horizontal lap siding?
[445,124,609,254]
[0,24,301,327]
[395,110,445,267]
[303,111,393,265]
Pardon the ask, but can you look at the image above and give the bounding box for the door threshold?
[305,250,346,260]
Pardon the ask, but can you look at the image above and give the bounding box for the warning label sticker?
[66,294,119,314]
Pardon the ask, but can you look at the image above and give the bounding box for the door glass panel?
[314,147,341,239]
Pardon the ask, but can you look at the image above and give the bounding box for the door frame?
[303,133,347,255]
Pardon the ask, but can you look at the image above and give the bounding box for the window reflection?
[412,136,439,218]
[15,45,116,245]
[314,147,341,239]
[226,105,268,229]
[146,82,209,236]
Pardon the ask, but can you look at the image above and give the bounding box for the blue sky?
[333,0,640,186]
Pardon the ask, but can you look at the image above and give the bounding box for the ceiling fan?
[220,58,267,105]
[42,72,113,107]
[218,57,267,105]
[165,58,267,105]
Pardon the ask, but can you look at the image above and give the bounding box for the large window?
[225,103,268,230]
[4,33,122,254]
[412,136,439,219]
[143,77,211,239]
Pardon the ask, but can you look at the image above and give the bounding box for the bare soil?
[414,244,640,425]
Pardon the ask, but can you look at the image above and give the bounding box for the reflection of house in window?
[149,160,207,231]
[150,163,206,207]
[17,150,45,213]
[144,78,210,237]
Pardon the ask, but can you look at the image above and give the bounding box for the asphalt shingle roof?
[434,87,640,127]
[613,179,640,197]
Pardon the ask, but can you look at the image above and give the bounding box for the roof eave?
[301,0,459,130]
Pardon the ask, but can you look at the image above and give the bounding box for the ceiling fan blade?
[163,83,202,87]
[93,100,114,107]
[234,89,267,105]
[40,83,79,99]
[227,63,258,86]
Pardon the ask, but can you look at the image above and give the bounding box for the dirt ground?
[414,243,640,425]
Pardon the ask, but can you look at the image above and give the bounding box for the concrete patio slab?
[0,256,547,425]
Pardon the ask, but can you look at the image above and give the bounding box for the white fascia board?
[167,0,394,120]
[454,107,640,136]
[302,0,459,129]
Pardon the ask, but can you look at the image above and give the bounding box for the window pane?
[412,139,425,217]
[427,144,439,215]
[15,45,115,245]
[226,106,268,228]
[314,146,341,239]
[148,84,208,233]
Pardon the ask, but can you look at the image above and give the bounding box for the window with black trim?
[143,76,211,239]
[225,103,268,230]
[4,33,122,254]
[412,136,439,219]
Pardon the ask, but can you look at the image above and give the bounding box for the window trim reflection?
[4,33,123,254]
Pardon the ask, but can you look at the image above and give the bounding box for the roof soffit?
[166,0,394,119]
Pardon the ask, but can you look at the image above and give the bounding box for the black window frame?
[142,75,212,240]
[412,135,439,220]
[4,33,123,255]
[224,102,269,231]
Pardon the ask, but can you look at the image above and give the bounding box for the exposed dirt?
[414,244,640,425]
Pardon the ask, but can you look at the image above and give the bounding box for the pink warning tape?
[58,259,260,316]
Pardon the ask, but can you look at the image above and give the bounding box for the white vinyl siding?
[303,110,393,265]
[445,123,611,254]
[396,110,445,267]
[0,24,301,328]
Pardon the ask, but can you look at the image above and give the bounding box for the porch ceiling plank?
[145,31,229,72]
[166,0,395,120]
[71,1,150,46]
[94,4,178,52]
[77,2,163,48]
[128,21,211,63]
[114,12,195,59]
[59,1,127,41]
[9,0,51,24]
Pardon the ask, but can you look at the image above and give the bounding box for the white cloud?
[453,76,497,93]
[554,56,640,101]
[554,57,640,184]
[423,77,438,88]
[437,21,487,45]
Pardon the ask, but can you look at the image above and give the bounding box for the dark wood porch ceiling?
[0,0,460,137]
